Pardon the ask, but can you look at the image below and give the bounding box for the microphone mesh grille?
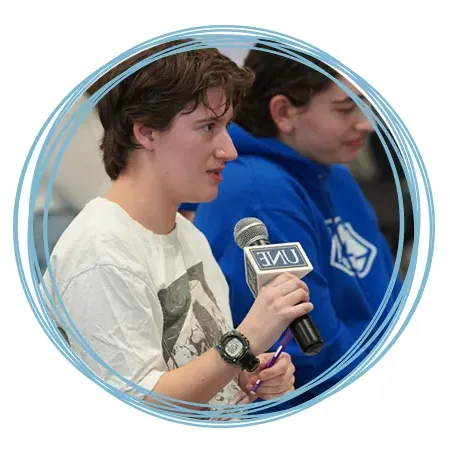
[233,217,269,248]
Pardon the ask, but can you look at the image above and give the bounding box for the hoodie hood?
[228,123,332,187]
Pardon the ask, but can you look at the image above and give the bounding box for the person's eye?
[204,123,215,132]
[336,105,356,114]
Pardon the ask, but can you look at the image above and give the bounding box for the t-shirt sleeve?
[59,264,167,399]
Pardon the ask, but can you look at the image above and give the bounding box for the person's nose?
[215,131,238,162]
[354,106,375,133]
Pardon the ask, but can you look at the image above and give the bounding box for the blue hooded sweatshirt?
[187,123,402,407]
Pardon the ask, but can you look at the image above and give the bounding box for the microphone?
[234,217,324,356]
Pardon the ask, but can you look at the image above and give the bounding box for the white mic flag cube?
[243,242,313,298]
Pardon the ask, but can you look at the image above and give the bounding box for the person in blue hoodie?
[181,42,403,409]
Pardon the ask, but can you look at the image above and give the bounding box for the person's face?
[275,75,374,164]
[137,87,238,205]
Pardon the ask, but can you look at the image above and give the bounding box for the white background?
[1,1,448,448]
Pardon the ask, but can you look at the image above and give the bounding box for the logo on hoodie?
[325,217,377,278]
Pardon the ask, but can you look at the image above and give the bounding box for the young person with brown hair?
[41,40,313,415]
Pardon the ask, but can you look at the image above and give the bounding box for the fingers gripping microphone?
[234,217,324,356]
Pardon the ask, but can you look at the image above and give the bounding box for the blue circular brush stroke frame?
[13,25,434,427]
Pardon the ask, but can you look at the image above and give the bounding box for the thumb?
[256,352,276,372]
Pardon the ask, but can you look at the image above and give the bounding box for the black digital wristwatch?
[215,329,260,372]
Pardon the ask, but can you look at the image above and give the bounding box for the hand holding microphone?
[237,271,313,356]
[234,217,324,357]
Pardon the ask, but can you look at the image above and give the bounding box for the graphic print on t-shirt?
[158,262,248,407]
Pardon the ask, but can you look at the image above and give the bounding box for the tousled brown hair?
[235,41,338,137]
[87,39,254,180]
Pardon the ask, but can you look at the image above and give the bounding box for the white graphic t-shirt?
[41,197,249,409]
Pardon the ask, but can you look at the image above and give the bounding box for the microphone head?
[233,217,269,248]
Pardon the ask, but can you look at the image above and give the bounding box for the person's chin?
[340,147,363,164]
[189,186,219,204]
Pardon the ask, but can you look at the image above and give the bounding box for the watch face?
[224,337,244,358]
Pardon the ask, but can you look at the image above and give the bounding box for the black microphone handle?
[289,314,324,356]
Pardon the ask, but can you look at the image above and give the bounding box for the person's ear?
[269,95,296,133]
[133,123,155,151]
